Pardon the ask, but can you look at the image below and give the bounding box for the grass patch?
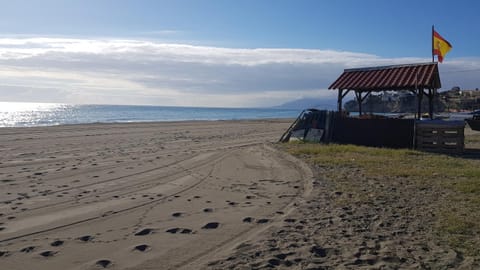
[465,132,480,145]
[286,143,478,181]
[282,142,480,256]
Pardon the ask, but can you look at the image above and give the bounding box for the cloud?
[0,37,478,107]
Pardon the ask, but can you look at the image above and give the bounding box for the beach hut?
[281,62,464,152]
[329,62,441,119]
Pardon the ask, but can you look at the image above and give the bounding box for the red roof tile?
[329,62,441,91]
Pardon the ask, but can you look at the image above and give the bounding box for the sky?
[0,0,479,107]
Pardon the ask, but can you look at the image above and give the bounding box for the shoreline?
[0,117,297,129]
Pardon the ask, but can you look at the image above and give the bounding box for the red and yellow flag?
[433,30,452,63]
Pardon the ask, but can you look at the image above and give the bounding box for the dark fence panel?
[332,117,415,148]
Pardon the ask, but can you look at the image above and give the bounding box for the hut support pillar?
[337,90,343,113]
[355,91,371,116]
[417,88,423,119]
[337,89,350,114]
[355,91,363,115]
[428,88,434,119]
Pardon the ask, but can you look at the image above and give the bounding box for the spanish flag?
[433,29,452,63]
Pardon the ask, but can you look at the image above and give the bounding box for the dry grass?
[283,140,480,256]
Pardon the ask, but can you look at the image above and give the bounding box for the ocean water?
[0,102,301,128]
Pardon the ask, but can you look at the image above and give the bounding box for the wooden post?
[337,89,343,113]
[355,91,363,116]
[428,88,434,119]
[417,89,423,119]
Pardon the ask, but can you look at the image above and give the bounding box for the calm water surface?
[0,102,301,127]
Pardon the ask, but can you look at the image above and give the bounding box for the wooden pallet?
[415,122,464,154]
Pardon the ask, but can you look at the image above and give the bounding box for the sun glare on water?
[0,102,70,127]
[0,102,65,112]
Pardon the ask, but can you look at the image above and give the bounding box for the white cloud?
[0,37,478,107]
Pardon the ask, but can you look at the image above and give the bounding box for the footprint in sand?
[257,218,270,224]
[166,228,193,234]
[310,246,327,257]
[39,250,57,257]
[20,246,36,253]
[274,253,290,260]
[133,244,150,252]
[0,251,10,257]
[268,258,282,266]
[202,222,220,229]
[243,217,254,223]
[172,212,183,217]
[95,259,112,268]
[203,208,213,213]
[78,235,94,242]
[1,179,15,183]
[135,228,155,236]
[51,240,64,247]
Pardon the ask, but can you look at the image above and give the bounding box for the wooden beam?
[355,91,363,115]
[428,88,434,119]
[337,89,343,113]
[361,91,372,103]
[417,88,423,119]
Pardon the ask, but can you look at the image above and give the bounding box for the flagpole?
[432,25,435,62]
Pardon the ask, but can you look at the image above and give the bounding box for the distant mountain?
[274,98,337,110]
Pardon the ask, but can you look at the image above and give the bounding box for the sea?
[0,102,302,128]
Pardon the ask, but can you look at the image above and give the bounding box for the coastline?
[0,102,301,128]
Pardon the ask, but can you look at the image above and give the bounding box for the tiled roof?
[329,62,441,91]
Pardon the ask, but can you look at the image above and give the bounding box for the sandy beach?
[0,119,315,270]
[1,120,479,270]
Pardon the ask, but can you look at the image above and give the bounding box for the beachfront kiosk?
[329,62,441,119]
[281,62,465,154]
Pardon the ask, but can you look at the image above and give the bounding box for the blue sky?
[0,0,479,107]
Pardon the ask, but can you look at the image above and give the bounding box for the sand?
[3,120,478,270]
[0,119,315,270]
